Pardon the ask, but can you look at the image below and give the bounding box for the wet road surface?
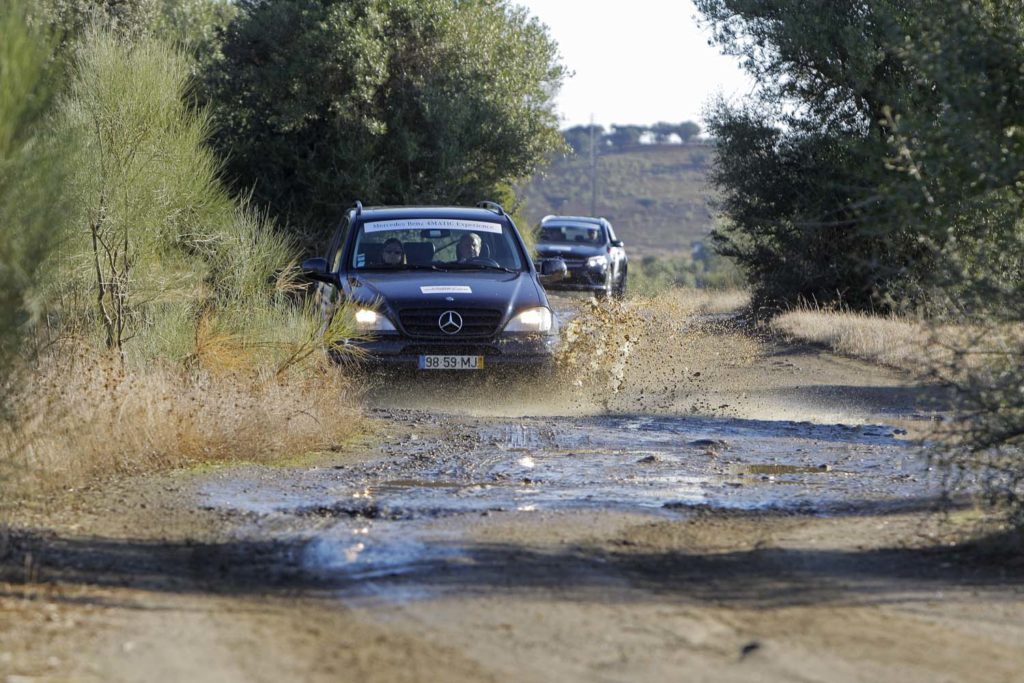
[199,409,940,599]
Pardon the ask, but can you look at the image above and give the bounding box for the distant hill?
[516,143,716,258]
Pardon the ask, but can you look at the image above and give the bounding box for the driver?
[381,237,405,266]
[456,232,482,262]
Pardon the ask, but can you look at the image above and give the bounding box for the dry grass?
[772,309,935,372]
[773,307,1024,378]
[0,351,362,498]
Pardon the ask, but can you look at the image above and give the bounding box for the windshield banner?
[364,219,503,234]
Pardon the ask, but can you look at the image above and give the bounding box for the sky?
[513,0,756,132]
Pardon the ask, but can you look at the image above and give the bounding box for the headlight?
[586,255,608,269]
[503,307,553,334]
[354,308,396,332]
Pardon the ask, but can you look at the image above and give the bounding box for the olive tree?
[203,0,567,243]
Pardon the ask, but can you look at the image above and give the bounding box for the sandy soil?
[1,297,1021,683]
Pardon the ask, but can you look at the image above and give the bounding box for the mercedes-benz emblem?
[438,310,463,335]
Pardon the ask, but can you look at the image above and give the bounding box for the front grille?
[403,344,498,356]
[398,308,503,339]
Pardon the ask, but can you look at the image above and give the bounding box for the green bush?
[202,0,567,245]
[41,31,344,371]
[628,250,742,299]
[0,0,67,384]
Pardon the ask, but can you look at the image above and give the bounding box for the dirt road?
[2,294,1022,682]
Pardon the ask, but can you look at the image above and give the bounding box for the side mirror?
[538,258,567,285]
[299,257,335,284]
[610,240,624,248]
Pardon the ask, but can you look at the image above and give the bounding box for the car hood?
[346,270,546,317]
[535,242,606,259]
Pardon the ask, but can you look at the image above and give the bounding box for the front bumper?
[540,261,610,292]
[331,333,558,368]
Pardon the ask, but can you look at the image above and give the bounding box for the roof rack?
[353,200,363,216]
[476,200,505,216]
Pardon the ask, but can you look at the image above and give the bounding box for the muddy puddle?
[199,412,938,599]
[197,292,950,602]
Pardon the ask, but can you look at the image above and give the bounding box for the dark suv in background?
[534,215,627,298]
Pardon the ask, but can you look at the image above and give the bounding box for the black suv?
[301,202,567,371]
[534,215,627,298]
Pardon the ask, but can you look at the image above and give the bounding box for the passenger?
[587,228,599,242]
[456,232,482,261]
[381,237,405,266]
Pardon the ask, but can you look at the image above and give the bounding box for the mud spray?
[360,290,760,418]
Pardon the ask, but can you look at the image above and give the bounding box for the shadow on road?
[2,506,1020,612]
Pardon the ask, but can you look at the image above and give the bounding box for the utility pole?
[589,114,597,216]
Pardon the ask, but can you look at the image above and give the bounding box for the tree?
[0,0,67,383]
[202,0,567,244]
[699,0,1024,523]
[562,124,604,156]
[675,121,701,142]
[606,124,645,149]
[695,0,929,310]
[650,121,676,144]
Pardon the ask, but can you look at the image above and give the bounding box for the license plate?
[418,355,485,370]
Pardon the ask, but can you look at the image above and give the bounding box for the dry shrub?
[927,324,1024,526]
[0,350,362,496]
[772,309,932,370]
[772,307,1021,378]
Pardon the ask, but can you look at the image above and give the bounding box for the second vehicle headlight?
[586,255,608,269]
[503,307,553,334]
[354,308,396,332]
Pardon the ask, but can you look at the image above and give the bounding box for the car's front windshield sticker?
[546,222,601,230]
[356,253,366,267]
[421,286,472,294]
[364,219,503,234]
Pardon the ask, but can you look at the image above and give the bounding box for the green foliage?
[628,251,742,298]
[43,32,313,368]
[202,0,567,245]
[518,145,715,257]
[37,0,234,69]
[698,0,1024,524]
[150,0,237,60]
[881,1,1024,315]
[888,1,1024,523]
[695,0,929,312]
[0,0,67,379]
[562,124,605,156]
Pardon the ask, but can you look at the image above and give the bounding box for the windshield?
[539,222,606,244]
[350,218,526,271]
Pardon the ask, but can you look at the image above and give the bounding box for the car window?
[539,222,605,244]
[349,218,525,271]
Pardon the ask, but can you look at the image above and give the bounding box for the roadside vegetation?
[772,309,933,373]
[201,0,567,247]
[0,0,568,501]
[0,2,366,500]
[697,0,1024,528]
